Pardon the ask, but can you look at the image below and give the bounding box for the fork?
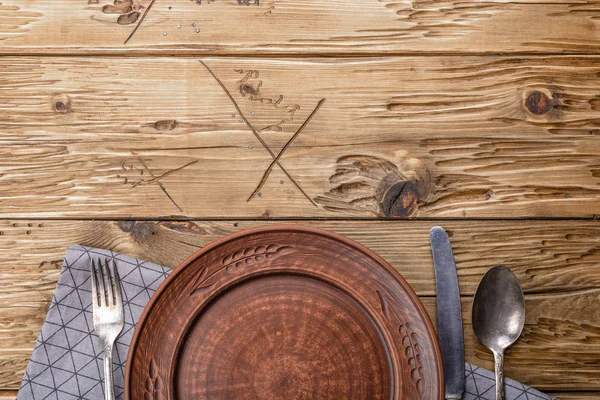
[91,259,124,400]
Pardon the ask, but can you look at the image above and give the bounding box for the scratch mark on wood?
[235,69,300,130]
[130,159,198,188]
[129,151,197,212]
[263,4,274,16]
[248,98,326,201]
[134,154,182,211]
[124,0,155,44]
[123,0,261,44]
[199,60,317,207]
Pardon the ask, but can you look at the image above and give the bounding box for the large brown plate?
[125,225,443,400]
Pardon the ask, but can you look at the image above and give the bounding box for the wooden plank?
[4,291,598,392]
[548,394,600,400]
[1,56,599,219]
[0,219,599,390]
[1,219,599,296]
[0,0,599,55]
[0,391,17,400]
[428,290,600,392]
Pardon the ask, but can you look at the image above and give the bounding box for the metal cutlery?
[472,266,525,400]
[91,259,124,400]
[430,226,465,400]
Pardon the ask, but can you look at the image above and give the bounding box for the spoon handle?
[493,350,505,400]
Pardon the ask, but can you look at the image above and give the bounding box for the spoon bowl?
[472,266,525,400]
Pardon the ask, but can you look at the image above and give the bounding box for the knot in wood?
[240,83,259,96]
[132,221,156,238]
[52,95,71,114]
[117,220,136,232]
[525,91,551,115]
[154,119,178,131]
[380,181,418,217]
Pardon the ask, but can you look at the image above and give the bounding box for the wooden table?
[0,1,599,398]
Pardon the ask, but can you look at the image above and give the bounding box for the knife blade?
[430,226,465,400]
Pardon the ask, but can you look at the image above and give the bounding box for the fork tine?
[112,259,123,306]
[97,258,106,306]
[102,258,114,306]
[91,258,124,400]
[90,259,99,308]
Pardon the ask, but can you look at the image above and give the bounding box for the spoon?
[472,266,525,400]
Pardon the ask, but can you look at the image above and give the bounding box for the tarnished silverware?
[472,266,525,400]
[430,226,465,400]
[91,259,124,400]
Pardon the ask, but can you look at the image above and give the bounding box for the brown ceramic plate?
[125,225,443,400]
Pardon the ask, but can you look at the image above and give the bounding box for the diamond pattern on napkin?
[17,245,169,400]
[17,245,554,400]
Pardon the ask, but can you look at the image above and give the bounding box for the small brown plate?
[125,225,443,399]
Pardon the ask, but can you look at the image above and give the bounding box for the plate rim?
[124,224,444,399]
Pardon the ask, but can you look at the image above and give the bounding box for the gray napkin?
[17,245,554,400]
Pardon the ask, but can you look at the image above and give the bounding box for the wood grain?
[425,290,600,392]
[548,394,600,400]
[0,0,599,54]
[1,56,599,218]
[1,2,598,395]
[0,220,598,391]
[0,391,17,400]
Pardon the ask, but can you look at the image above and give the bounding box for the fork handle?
[103,345,116,400]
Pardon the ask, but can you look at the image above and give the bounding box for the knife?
[430,226,465,400]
